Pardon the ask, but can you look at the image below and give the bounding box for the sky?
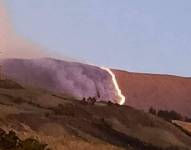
[2,0,191,76]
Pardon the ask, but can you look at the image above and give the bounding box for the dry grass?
[1,123,124,150]
[0,80,191,150]
[172,120,191,133]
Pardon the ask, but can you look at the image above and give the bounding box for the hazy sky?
[4,0,191,76]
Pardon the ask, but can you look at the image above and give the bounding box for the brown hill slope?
[173,120,191,134]
[0,79,23,89]
[113,70,191,117]
[3,58,191,116]
[0,80,191,150]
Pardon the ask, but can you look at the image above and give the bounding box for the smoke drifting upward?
[1,58,120,103]
[0,0,46,58]
[0,1,125,104]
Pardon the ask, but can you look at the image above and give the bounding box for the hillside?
[113,70,191,117]
[0,79,23,89]
[173,120,191,136]
[1,58,119,102]
[0,80,191,150]
[1,58,191,118]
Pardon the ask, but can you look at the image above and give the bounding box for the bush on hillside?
[157,110,183,122]
[0,128,49,150]
[149,107,157,115]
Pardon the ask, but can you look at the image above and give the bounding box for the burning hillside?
[0,58,125,104]
[1,57,191,118]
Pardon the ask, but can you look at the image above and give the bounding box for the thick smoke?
[1,58,119,102]
[0,0,46,58]
[0,1,120,103]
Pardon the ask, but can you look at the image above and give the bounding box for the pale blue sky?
[5,0,191,76]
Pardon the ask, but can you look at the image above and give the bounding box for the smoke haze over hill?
[1,58,120,103]
[0,0,46,58]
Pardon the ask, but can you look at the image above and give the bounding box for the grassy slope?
[0,80,191,150]
[173,120,191,136]
[113,70,191,117]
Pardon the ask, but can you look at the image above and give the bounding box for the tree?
[185,117,191,123]
[157,110,183,121]
[149,107,157,115]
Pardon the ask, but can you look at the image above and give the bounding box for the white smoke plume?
[1,58,119,102]
[0,1,122,103]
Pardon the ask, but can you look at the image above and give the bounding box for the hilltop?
[1,58,191,117]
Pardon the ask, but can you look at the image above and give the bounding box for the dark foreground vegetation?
[0,129,49,150]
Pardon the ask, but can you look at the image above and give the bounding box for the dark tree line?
[149,107,191,122]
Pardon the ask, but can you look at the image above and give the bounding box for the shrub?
[149,107,157,115]
[22,138,48,150]
[0,129,49,150]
